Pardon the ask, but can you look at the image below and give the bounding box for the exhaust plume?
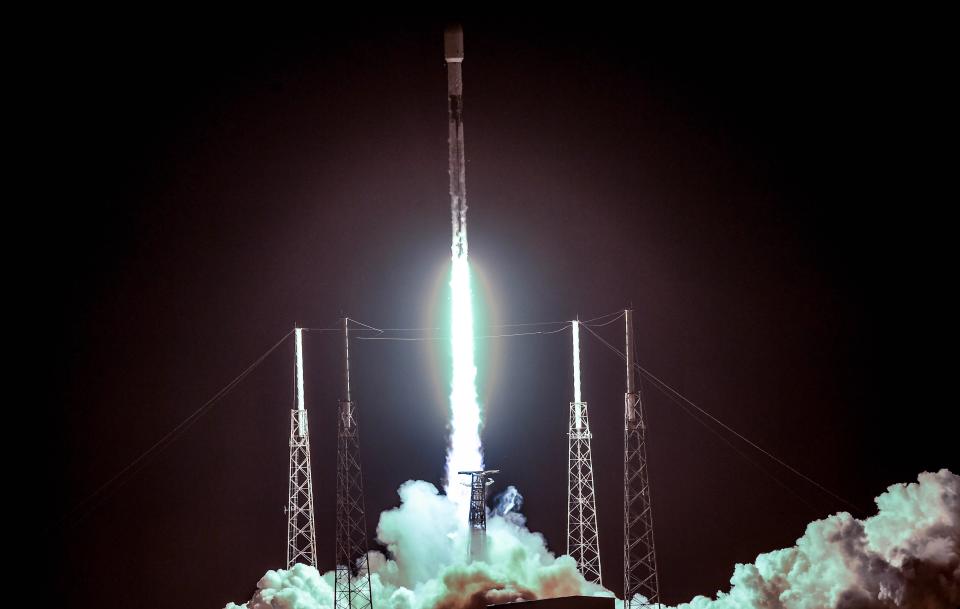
[444,255,483,514]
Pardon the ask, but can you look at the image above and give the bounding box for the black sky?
[34,13,956,609]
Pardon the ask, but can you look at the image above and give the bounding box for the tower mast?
[623,309,661,607]
[458,469,499,562]
[286,327,318,568]
[567,320,602,584]
[335,318,374,609]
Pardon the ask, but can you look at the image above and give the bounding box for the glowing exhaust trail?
[443,25,483,515]
[445,254,483,506]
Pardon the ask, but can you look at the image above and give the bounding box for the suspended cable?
[59,329,295,529]
[581,310,625,325]
[305,310,624,335]
[583,311,625,328]
[346,317,384,334]
[356,336,442,342]
[579,322,864,513]
[355,324,572,342]
[491,319,572,329]
[653,377,826,515]
[483,325,572,338]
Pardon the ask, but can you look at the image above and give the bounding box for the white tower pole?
[567,320,602,584]
[286,326,318,568]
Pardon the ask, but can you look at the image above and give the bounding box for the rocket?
[445,25,468,258]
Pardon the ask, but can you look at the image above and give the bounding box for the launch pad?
[459,469,500,562]
[488,597,614,609]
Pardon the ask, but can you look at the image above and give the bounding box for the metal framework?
[459,469,498,562]
[623,309,661,608]
[287,327,318,568]
[567,321,602,584]
[335,319,374,609]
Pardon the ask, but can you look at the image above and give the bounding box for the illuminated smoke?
[493,485,524,522]
[228,470,958,609]
[670,468,960,609]
[227,480,606,609]
[443,253,484,513]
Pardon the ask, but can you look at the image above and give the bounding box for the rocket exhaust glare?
[443,23,484,516]
[445,256,483,505]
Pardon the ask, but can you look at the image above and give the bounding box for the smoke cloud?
[493,486,524,518]
[227,480,605,609]
[672,468,959,609]
[227,469,958,609]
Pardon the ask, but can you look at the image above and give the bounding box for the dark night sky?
[32,13,956,609]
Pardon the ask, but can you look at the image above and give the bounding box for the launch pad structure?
[459,469,499,562]
[567,321,603,584]
[623,310,661,608]
[286,327,318,568]
[335,318,375,609]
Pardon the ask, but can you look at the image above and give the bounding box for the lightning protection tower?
[459,469,498,562]
[623,309,661,608]
[335,318,374,609]
[287,327,318,568]
[567,320,602,584]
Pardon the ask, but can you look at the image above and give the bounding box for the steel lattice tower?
[567,320,603,584]
[335,319,374,609]
[623,309,661,608]
[287,327,318,568]
[458,469,498,562]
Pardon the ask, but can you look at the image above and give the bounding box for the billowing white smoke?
[227,480,607,609]
[671,468,959,609]
[493,486,524,519]
[227,469,959,609]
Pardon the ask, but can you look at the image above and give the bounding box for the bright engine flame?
[444,253,484,513]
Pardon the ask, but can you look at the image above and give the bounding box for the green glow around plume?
[444,254,483,508]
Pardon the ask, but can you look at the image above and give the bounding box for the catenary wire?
[304,310,625,334]
[581,310,626,325]
[646,375,826,515]
[583,311,625,328]
[579,321,864,513]
[63,307,860,528]
[355,324,572,341]
[61,314,581,524]
[59,329,295,530]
